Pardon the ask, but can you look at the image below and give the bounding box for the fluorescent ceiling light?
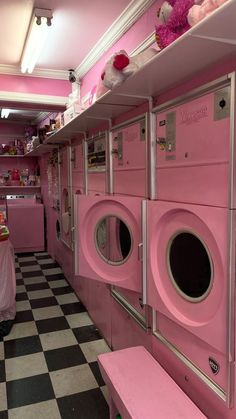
[21,8,53,74]
[1,109,10,119]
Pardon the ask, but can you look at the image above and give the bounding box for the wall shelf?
[0,155,26,158]
[0,186,41,189]
[44,0,236,144]
[24,144,57,157]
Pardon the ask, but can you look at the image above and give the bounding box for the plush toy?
[96,48,157,98]
[187,0,228,26]
[155,0,195,49]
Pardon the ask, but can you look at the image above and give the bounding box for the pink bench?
[98,346,207,419]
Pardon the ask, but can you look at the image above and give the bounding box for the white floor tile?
[40,329,77,351]
[0,383,7,411]
[55,293,78,305]
[66,312,93,328]
[4,321,37,341]
[5,352,48,381]
[42,267,62,276]
[50,364,98,398]
[16,273,23,280]
[16,285,26,293]
[23,276,46,285]
[8,400,61,419]
[48,279,68,289]
[20,265,42,273]
[33,305,64,321]
[27,289,53,300]
[16,300,31,312]
[37,258,55,265]
[17,256,37,262]
[79,339,111,363]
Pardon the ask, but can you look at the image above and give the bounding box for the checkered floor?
[0,252,111,419]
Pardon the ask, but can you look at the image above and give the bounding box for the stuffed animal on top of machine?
[155,0,229,49]
[96,48,157,98]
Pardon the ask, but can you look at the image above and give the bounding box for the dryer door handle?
[138,243,143,261]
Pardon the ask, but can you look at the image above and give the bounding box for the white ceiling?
[0,0,131,71]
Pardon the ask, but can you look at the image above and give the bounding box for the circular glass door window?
[168,232,212,301]
[95,216,132,265]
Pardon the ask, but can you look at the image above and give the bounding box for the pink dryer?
[145,199,235,405]
[74,194,143,292]
[112,115,147,197]
[155,76,231,206]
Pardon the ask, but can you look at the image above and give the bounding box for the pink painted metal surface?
[111,297,151,352]
[7,201,44,253]
[156,88,230,206]
[98,346,207,419]
[147,201,228,388]
[0,74,70,97]
[113,286,145,317]
[75,194,142,291]
[151,335,236,419]
[112,119,146,197]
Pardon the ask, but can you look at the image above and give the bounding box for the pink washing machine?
[74,194,143,293]
[86,133,107,195]
[155,76,231,207]
[112,115,147,197]
[145,199,235,406]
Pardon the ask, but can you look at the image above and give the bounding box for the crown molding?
[0,91,67,106]
[76,0,156,79]
[0,65,68,80]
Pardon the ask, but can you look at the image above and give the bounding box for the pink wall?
[80,0,161,98]
[0,74,71,97]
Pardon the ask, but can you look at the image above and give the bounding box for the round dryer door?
[147,200,228,354]
[75,195,142,292]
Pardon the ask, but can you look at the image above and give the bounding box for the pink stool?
[98,346,207,419]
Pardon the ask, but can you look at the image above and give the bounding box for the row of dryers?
[48,74,236,405]
[52,73,235,409]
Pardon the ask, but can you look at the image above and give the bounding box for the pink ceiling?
[0,0,131,71]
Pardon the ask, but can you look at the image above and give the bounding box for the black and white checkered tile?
[0,252,110,419]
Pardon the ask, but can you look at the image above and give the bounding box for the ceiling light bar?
[21,8,53,74]
[1,109,10,119]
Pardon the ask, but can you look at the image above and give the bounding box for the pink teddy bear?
[156,0,195,49]
[187,0,228,26]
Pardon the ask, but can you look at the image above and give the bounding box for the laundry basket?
[0,239,16,336]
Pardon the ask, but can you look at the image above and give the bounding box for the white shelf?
[44,0,236,144]
[24,144,57,157]
[0,155,26,158]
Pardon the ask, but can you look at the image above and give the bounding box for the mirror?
[95,216,132,265]
[168,232,212,301]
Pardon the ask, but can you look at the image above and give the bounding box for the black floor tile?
[73,325,102,344]
[52,286,73,296]
[17,252,35,257]
[40,262,60,270]
[4,335,43,359]
[0,411,8,419]
[57,388,109,419]
[45,273,65,281]
[6,373,55,409]
[15,292,28,302]
[35,254,52,260]
[25,282,50,292]
[61,302,86,315]
[0,360,6,382]
[15,310,34,324]
[22,270,43,278]
[36,316,70,334]
[44,345,87,372]
[30,296,58,309]
[15,268,21,273]
[18,261,38,267]
[16,278,24,285]
[89,361,105,387]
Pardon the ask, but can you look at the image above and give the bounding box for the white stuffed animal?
[101,48,158,90]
